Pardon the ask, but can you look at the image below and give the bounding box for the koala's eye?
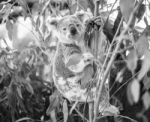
[63,27,67,31]
[76,24,80,27]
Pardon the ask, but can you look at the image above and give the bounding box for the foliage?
[0,0,150,122]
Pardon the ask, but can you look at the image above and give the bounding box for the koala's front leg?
[80,64,95,89]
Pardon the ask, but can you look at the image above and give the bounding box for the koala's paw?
[101,105,120,117]
[83,52,94,63]
[86,16,104,29]
[80,65,95,89]
[80,80,93,89]
[68,59,87,73]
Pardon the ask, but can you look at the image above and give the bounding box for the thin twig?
[69,101,79,114]
[93,0,100,57]
[97,114,138,122]
[94,0,100,17]
[93,15,123,122]
[116,114,138,122]
[89,102,94,122]
[74,108,89,122]
[110,70,140,99]
[99,17,123,80]
[93,0,144,122]
[99,70,140,116]
[105,0,118,24]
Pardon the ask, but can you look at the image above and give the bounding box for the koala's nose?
[70,26,77,35]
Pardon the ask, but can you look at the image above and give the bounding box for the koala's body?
[51,15,95,89]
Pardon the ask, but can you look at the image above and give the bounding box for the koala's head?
[48,14,87,45]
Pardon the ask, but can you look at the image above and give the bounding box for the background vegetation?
[0,0,150,122]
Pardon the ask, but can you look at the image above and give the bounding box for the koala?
[50,14,95,89]
[51,14,119,115]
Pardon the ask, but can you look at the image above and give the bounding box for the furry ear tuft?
[46,17,61,29]
[75,11,93,23]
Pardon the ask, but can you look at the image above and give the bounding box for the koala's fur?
[51,14,95,88]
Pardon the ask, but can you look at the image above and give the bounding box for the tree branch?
[93,0,100,57]
[93,0,144,122]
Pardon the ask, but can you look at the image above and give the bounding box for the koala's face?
[56,15,85,45]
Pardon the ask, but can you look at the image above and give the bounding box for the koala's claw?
[80,79,96,89]
[83,52,94,60]
[86,16,103,29]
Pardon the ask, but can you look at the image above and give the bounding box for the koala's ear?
[46,17,60,29]
[75,11,92,23]
[76,13,85,23]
